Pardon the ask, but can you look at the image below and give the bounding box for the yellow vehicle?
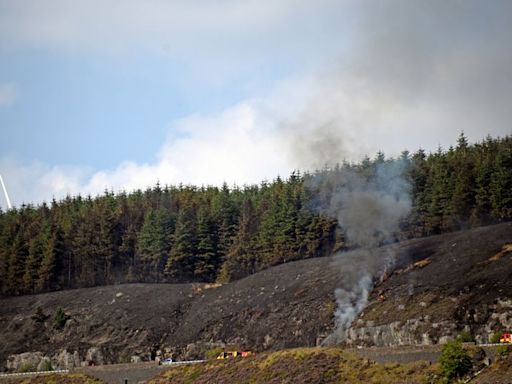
[499,333,512,343]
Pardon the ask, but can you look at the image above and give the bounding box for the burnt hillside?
[1,222,511,371]
[346,222,512,346]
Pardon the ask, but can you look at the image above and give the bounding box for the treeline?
[0,133,511,296]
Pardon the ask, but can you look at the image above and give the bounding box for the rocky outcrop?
[84,347,104,366]
[344,296,512,347]
[345,318,458,346]
[6,347,114,372]
[6,352,44,372]
[54,349,81,369]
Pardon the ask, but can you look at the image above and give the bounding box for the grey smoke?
[334,273,372,336]
[309,160,412,344]
[281,0,512,169]
[332,161,411,248]
[284,0,512,341]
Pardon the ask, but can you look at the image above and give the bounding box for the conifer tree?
[165,206,196,282]
[218,199,258,282]
[36,227,63,292]
[194,206,219,282]
[137,208,174,282]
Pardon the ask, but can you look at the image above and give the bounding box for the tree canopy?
[0,134,511,297]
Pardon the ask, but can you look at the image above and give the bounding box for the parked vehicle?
[216,351,252,359]
[500,333,512,343]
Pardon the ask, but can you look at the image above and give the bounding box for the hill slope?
[346,222,512,346]
[1,223,511,371]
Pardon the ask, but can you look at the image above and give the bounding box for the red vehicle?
[499,333,512,343]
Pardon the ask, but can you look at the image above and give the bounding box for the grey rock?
[6,352,44,372]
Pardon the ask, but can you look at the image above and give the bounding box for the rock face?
[344,223,512,347]
[0,223,511,370]
[54,349,81,369]
[6,347,115,372]
[344,299,512,348]
[346,318,457,346]
[6,352,44,372]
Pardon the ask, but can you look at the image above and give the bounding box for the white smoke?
[334,273,372,333]
[311,160,412,344]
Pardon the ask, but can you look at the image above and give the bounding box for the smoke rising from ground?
[309,160,412,344]
[334,273,372,339]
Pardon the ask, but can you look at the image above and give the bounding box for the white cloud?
[0,99,292,208]
[1,0,511,209]
[0,60,505,209]
[0,1,347,65]
[0,83,18,106]
[0,1,350,96]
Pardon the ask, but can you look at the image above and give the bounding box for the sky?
[0,0,511,209]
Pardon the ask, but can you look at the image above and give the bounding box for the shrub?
[39,359,53,371]
[18,363,36,373]
[490,331,503,344]
[439,340,472,383]
[53,307,70,329]
[496,345,510,357]
[205,347,225,360]
[456,331,474,343]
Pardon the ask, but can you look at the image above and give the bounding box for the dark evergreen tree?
[136,208,174,282]
[194,206,219,282]
[218,199,258,282]
[36,226,63,292]
[165,206,196,282]
[0,133,510,297]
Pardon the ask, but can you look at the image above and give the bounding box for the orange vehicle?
[499,333,512,343]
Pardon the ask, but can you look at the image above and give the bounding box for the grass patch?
[148,347,439,384]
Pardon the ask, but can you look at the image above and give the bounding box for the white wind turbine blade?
[0,173,12,210]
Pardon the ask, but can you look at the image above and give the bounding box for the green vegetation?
[38,360,53,372]
[53,307,69,329]
[204,347,224,360]
[0,134,511,296]
[149,347,439,384]
[490,331,504,344]
[18,363,37,373]
[455,331,475,343]
[438,340,472,382]
[496,345,511,357]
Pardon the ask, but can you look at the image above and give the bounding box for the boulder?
[53,349,81,369]
[6,352,44,372]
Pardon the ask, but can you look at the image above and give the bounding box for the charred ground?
[0,222,511,371]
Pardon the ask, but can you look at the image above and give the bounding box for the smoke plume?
[308,160,412,344]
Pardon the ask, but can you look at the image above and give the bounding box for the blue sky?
[0,0,511,209]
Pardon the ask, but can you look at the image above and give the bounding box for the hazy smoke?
[332,161,411,248]
[334,273,372,335]
[309,160,412,344]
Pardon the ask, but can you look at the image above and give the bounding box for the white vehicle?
[160,358,174,365]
